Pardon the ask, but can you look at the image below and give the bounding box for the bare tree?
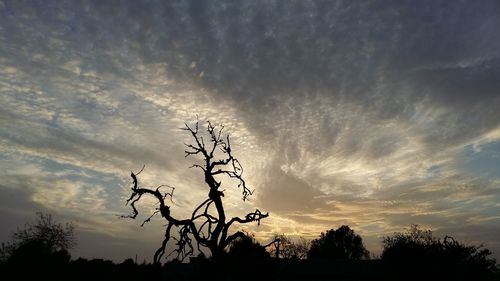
[123,120,268,263]
[290,237,311,259]
[265,234,310,259]
[265,234,291,259]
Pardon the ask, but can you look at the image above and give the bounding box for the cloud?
[1,0,499,261]
[257,164,326,214]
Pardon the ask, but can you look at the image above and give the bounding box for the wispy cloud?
[1,0,499,261]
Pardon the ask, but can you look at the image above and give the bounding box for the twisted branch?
[123,120,268,263]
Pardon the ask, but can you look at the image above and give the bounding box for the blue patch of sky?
[425,165,442,179]
[462,141,500,178]
[1,153,126,210]
[40,157,127,210]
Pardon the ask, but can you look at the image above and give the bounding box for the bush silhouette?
[2,213,74,279]
[308,225,369,260]
[382,224,498,280]
[227,234,270,262]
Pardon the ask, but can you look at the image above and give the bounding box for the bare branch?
[123,120,268,263]
[140,210,159,227]
[189,163,206,172]
[153,223,172,263]
[222,231,248,249]
[227,209,269,227]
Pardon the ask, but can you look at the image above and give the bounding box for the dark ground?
[2,258,499,281]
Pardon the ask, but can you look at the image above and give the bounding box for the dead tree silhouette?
[123,120,268,263]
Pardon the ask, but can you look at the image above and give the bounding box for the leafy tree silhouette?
[308,225,369,260]
[382,224,499,281]
[223,234,274,281]
[123,120,268,263]
[227,233,270,262]
[1,213,75,279]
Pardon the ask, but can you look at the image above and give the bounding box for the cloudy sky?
[1,0,500,262]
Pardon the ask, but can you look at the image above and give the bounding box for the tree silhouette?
[266,234,310,259]
[308,225,369,260]
[123,120,268,263]
[382,224,499,280]
[1,213,75,279]
[381,224,436,262]
[1,212,75,260]
[265,234,291,259]
[227,233,270,262]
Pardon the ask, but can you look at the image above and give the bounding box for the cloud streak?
[1,0,499,261]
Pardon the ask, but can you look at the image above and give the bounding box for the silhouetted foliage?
[0,222,496,281]
[66,257,163,281]
[227,233,270,262]
[123,120,268,263]
[4,212,75,254]
[266,234,310,259]
[308,225,369,260]
[382,224,499,280]
[1,213,75,279]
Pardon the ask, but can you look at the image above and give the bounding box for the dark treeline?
[1,215,499,281]
[2,247,498,281]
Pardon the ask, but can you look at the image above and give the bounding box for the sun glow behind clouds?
[1,0,500,261]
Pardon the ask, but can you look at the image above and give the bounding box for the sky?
[1,0,500,262]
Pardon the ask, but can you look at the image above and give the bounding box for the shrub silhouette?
[227,234,270,262]
[308,225,369,260]
[2,213,75,279]
[382,224,499,280]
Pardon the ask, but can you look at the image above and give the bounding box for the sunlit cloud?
[1,0,499,261]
